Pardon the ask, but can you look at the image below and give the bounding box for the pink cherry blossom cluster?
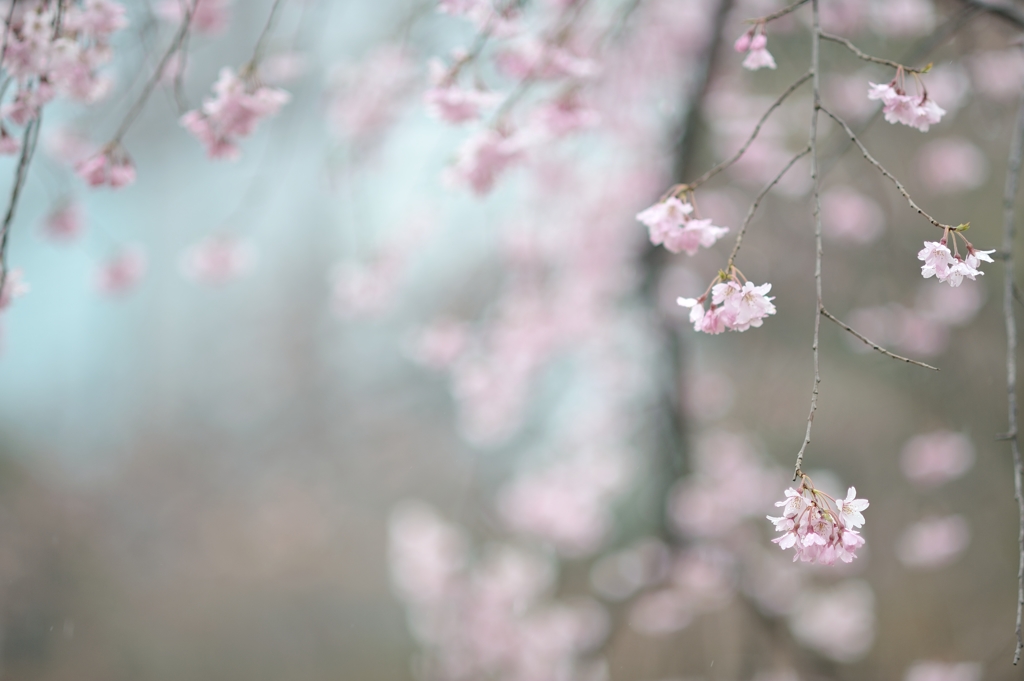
[156,0,232,35]
[428,0,601,194]
[676,275,776,334]
[75,143,136,188]
[635,197,728,256]
[868,69,946,132]
[734,26,776,71]
[3,0,127,114]
[917,229,994,287]
[181,67,290,160]
[767,478,869,565]
[388,504,610,681]
[325,47,418,147]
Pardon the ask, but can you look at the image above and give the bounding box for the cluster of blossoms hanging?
[868,67,945,132]
[635,197,728,255]
[734,25,776,71]
[181,67,291,160]
[918,228,995,287]
[677,274,776,334]
[768,478,869,565]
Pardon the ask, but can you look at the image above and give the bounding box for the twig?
[818,105,950,231]
[752,0,810,24]
[250,0,287,68]
[1001,51,1024,665]
[0,115,42,295]
[794,0,822,482]
[959,0,1024,29]
[819,31,930,73]
[684,72,812,191]
[726,146,810,268]
[820,308,939,371]
[111,1,195,143]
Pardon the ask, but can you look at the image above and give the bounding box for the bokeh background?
[0,0,1022,679]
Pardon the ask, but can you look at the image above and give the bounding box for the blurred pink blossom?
[970,50,1024,102]
[917,138,988,193]
[868,0,935,36]
[821,186,886,244]
[95,245,146,295]
[179,235,256,285]
[904,661,982,681]
[789,580,875,662]
[0,269,29,310]
[41,201,84,242]
[901,430,974,486]
[897,515,970,568]
[157,0,231,34]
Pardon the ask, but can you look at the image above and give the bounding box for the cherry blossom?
[896,515,970,568]
[41,201,84,242]
[95,246,146,295]
[918,240,953,281]
[677,277,775,334]
[0,269,29,310]
[181,67,290,160]
[737,33,776,71]
[424,78,502,124]
[789,581,875,662]
[868,79,945,132]
[904,661,982,681]
[75,146,136,188]
[445,128,529,194]
[157,0,231,35]
[179,235,256,285]
[767,478,868,565]
[901,430,970,483]
[635,197,728,256]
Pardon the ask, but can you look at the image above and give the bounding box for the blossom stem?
[250,0,288,69]
[726,146,810,269]
[818,105,950,231]
[819,32,931,74]
[793,0,822,482]
[1001,49,1024,665]
[0,116,42,297]
[111,1,196,143]
[820,308,939,371]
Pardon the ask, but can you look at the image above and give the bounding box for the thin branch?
[794,0,822,482]
[682,72,811,191]
[818,105,950,231]
[111,2,195,143]
[819,31,930,73]
[752,0,810,24]
[1001,52,1024,665]
[959,0,1024,29]
[0,115,42,295]
[727,146,810,268]
[820,308,939,371]
[249,0,287,68]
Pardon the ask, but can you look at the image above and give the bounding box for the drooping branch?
[112,2,196,143]
[1001,53,1024,665]
[673,72,811,195]
[751,0,810,24]
[0,116,42,295]
[820,308,939,371]
[726,146,810,268]
[793,0,822,481]
[819,31,931,73]
[818,105,951,231]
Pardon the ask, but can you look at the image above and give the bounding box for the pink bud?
[750,34,768,50]
[733,31,753,53]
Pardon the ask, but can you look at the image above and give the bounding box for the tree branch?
[820,308,939,371]
[794,0,822,481]
[1001,48,1024,665]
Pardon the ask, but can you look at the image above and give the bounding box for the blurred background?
[0,0,1022,679]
